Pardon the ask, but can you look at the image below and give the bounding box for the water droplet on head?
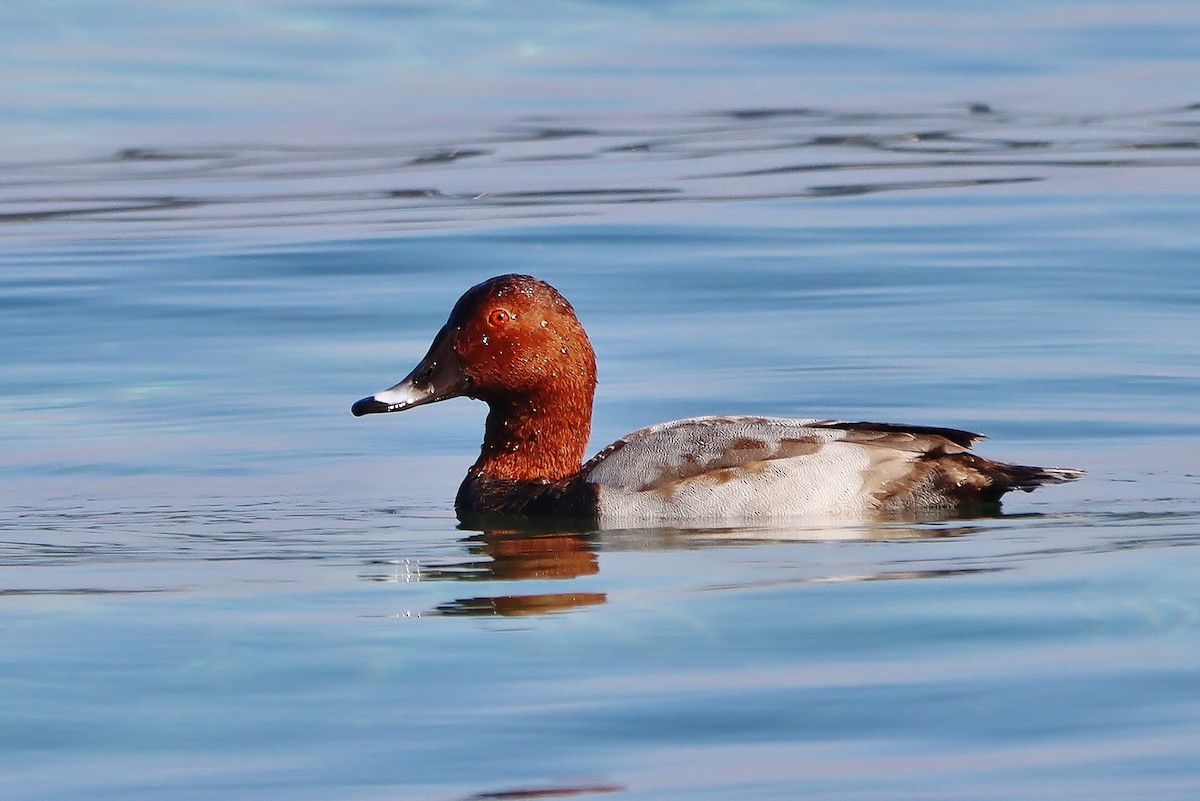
[481,334,489,346]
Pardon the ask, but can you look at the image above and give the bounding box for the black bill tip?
[351,396,392,417]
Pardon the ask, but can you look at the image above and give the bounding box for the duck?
[352,274,1081,523]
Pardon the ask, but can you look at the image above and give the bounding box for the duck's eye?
[487,309,511,327]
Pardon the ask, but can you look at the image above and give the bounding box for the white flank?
[586,416,885,523]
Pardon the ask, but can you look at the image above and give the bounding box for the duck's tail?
[917,453,1084,508]
[874,451,1083,511]
[1001,464,1085,493]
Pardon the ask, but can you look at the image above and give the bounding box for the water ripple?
[4,103,1198,242]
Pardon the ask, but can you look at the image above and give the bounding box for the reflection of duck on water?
[431,524,607,617]
[409,514,1001,617]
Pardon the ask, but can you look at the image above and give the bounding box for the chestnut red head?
[352,274,597,417]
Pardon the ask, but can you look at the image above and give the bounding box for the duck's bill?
[351,325,468,417]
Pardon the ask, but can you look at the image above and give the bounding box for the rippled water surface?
[4,2,1200,800]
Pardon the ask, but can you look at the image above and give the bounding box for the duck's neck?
[472,392,592,483]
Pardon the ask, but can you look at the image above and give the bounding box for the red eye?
[488,309,511,326]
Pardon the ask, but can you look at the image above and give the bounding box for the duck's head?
[352,274,597,417]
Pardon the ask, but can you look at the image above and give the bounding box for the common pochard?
[352,274,1081,522]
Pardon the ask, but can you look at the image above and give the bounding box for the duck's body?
[353,275,1081,523]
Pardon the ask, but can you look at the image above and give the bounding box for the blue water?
[4,2,1200,799]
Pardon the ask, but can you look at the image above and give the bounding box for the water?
[4,2,1200,799]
